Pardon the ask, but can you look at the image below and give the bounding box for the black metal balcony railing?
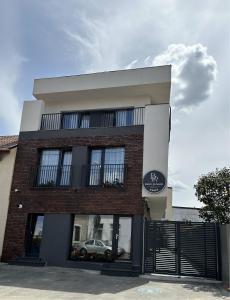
[33,165,72,187]
[40,107,144,131]
[84,164,127,187]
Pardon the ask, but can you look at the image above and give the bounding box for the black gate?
[144,221,221,279]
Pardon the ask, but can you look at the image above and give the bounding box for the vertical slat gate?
[144,221,220,280]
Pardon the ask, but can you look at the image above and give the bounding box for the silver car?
[74,239,124,257]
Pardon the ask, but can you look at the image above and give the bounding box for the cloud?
[152,44,217,110]
[125,44,217,111]
[169,178,189,191]
[0,54,23,134]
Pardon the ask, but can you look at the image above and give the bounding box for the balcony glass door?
[89,147,125,186]
[38,150,60,186]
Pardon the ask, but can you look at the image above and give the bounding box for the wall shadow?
[0,265,148,295]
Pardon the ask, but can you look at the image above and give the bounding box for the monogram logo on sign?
[150,172,158,183]
[143,170,166,193]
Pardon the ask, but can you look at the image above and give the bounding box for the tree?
[194,167,230,224]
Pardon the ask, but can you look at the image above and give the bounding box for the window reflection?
[70,215,114,262]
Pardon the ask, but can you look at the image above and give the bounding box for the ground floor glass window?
[70,215,132,262]
[70,215,113,261]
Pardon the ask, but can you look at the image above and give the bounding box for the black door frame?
[25,214,44,257]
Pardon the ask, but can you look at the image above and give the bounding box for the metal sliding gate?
[144,221,221,279]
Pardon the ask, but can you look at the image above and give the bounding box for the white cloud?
[0,54,23,134]
[124,43,218,111]
[169,178,189,191]
[152,44,217,110]
[116,43,218,115]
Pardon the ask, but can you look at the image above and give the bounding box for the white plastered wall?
[142,104,170,219]
[146,187,172,220]
[20,100,44,132]
[43,96,151,114]
[0,148,17,257]
[142,104,170,198]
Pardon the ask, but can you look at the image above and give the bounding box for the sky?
[0,0,229,207]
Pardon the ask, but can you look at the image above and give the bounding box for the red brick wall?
[2,132,144,261]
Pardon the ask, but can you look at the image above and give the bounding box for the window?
[80,114,90,128]
[85,240,94,245]
[37,149,72,187]
[74,225,81,242]
[62,113,79,129]
[95,240,104,247]
[89,147,125,186]
[70,215,113,261]
[115,110,133,126]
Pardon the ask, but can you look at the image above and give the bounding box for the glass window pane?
[38,150,60,186]
[80,114,90,128]
[40,150,60,166]
[62,113,78,129]
[101,112,114,127]
[116,110,133,127]
[89,150,102,186]
[70,215,113,262]
[91,150,102,164]
[104,148,125,164]
[117,217,132,260]
[74,226,81,241]
[60,151,72,186]
[104,148,125,184]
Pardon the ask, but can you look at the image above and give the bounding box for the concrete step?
[101,268,139,277]
[8,257,46,267]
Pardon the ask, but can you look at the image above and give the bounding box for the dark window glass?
[89,147,125,186]
[37,149,72,187]
[85,240,94,245]
[62,113,79,129]
[74,226,81,241]
[80,114,90,128]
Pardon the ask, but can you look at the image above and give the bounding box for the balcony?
[40,107,144,131]
[83,164,127,188]
[33,165,72,187]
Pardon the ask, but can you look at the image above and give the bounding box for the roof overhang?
[33,66,171,105]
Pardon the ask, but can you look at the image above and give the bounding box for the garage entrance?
[144,221,221,280]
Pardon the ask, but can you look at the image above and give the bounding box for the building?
[0,136,18,259]
[172,206,203,222]
[2,66,171,274]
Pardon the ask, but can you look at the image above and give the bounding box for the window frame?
[37,148,72,187]
[88,146,125,186]
[73,224,82,242]
[59,107,134,129]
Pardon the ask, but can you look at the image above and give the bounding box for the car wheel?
[104,249,112,257]
[80,248,87,257]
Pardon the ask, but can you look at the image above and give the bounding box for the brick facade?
[2,131,144,261]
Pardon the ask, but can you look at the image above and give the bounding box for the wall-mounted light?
[14,189,20,193]
[17,201,23,209]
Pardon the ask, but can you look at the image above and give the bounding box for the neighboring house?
[2,66,172,274]
[0,136,18,259]
[172,206,203,222]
